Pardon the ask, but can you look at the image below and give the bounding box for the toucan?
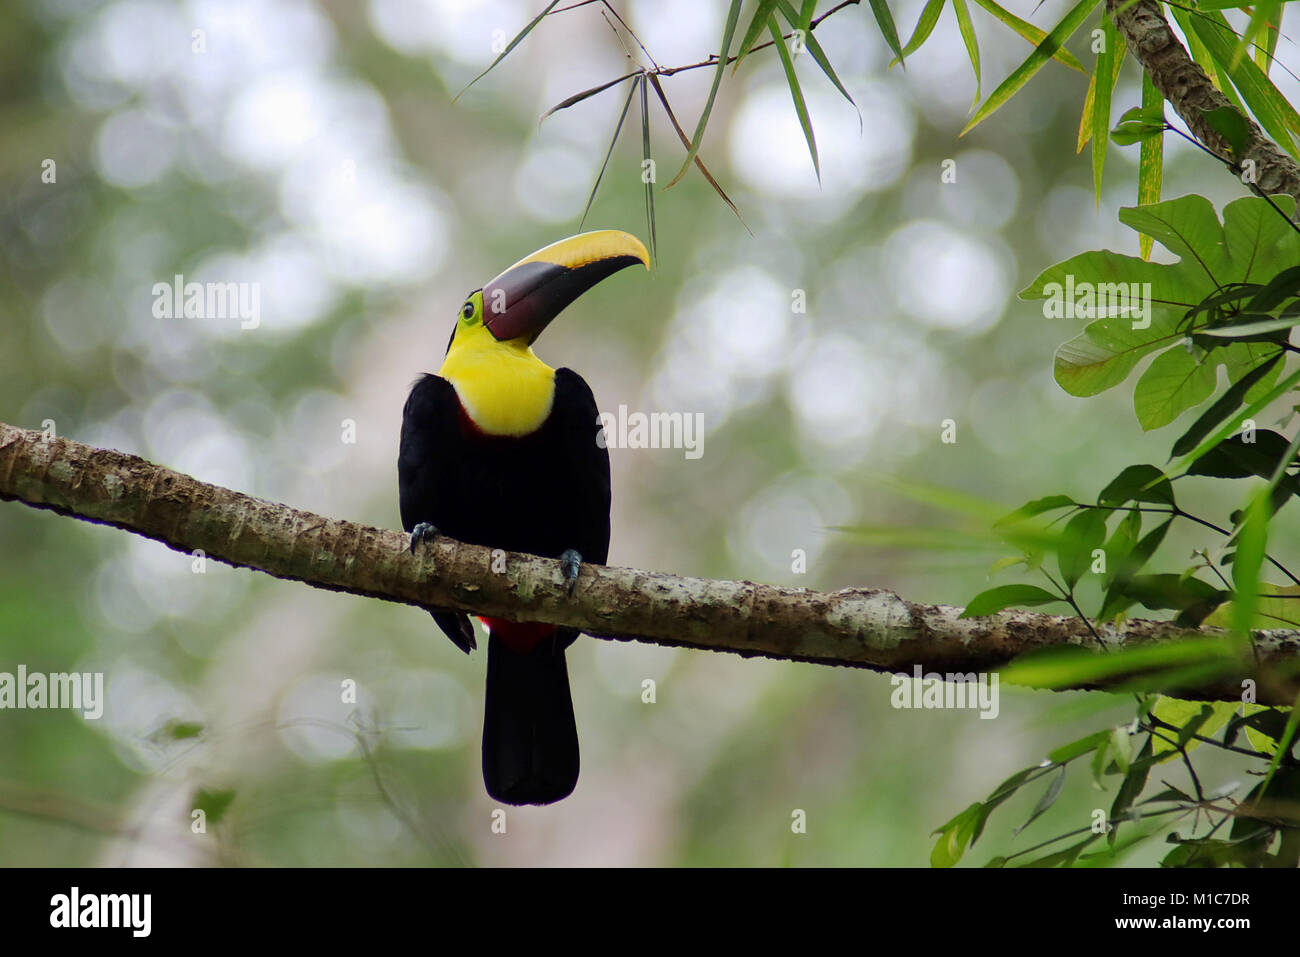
[398,230,649,806]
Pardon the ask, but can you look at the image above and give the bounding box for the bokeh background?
[1,0,1294,866]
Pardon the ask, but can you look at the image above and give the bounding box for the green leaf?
[1118,195,1231,286]
[639,76,657,269]
[1173,365,1300,475]
[1234,490,1272,639]
[1001,636,1241,691]
[1020,833,1101,867]
[1103,508,1141,587]
[1014,765,1066,836]
[1200,105,1251,157]
[1187,429,1300,483]
[961,0,1100,135]
[868,0,906,68]
[931,802,981,867]
[1258,2,1283,77]
[1099,519,1172,620]
[995,494,1076,526]
[666,0,744,189]
[1248,263,1300,311]
[951,0,980,110]
[648,75,749,230]
[797,0,817,33]
[1133,345,1218,431]
[1102,104,1164,150]
[960,584,1063,618]
[1053,309,1186,398]
[970,0,1087,74]
[1111,726,1133,773]
[192,787,236,825]
[1197,315,1300,338]
[1189,11,1299,157]
[1049,729,1111,764]
[453,1,561,102]
[1224,196,1300,283]
[1098,464,1175,508]
[1151,697,1237,759]
[775,1,860,123]
[1109,124,1162,147]
[890,0,945,66]
[1109,736,1154,844]
[1170,353,1282,457]
[732,0,781,74]
[579,79,638,230]
[1234,1,1281,76]
[1211,585,1300,634]
[168,720,203,740]
[767,15,819,182]
[1091,17,1120,204]
[1059,509,1107,589]
[1137,73,1164,260]
[972,766,1043,844]
[1021,195,1300,400]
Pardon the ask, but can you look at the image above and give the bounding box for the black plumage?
[398,368,610,804]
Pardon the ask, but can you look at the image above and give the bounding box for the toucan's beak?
[481,230,649,342]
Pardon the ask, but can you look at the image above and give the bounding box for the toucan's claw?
[560,549,582,595]
[410,522,440,554]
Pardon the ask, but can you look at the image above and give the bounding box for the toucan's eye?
[462,301,475,320]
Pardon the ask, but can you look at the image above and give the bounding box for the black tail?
[482,634,579,805]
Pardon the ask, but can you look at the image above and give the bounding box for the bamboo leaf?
[890,0,945,67]
[639,75,657,269]
[1233,1,1278,72]
[970,0,1087,74]
[1078,69,1097,155]
[798,0,818,33]
[1091,17,1120,204]
[733,0,781,74]
[454,0,560,103]
[666,0,744,189]
[1189,10,1299,157]
[768,14,820,182]
[1138,73,1164,260]
[1232,490,1271,640]
[1081,30,1127,153]
[962,0,1101,135]
[868,0,906,67]
[579,78,638,230]
[776,0,861,126]
[540,71,640,124]
[648,75,749,231]
[1259,3,1282,76]
[952,0,981,111]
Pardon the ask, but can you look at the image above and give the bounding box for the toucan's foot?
[409,522,440,554]
[560,549,582,595]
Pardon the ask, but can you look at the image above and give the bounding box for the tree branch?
[1108,0,1300,211]
[3,422,1299,703]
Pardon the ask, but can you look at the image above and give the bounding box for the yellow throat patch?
[438,319,556,437]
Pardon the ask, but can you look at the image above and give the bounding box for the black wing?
[552,367,612,566]
[398,374,476,653]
